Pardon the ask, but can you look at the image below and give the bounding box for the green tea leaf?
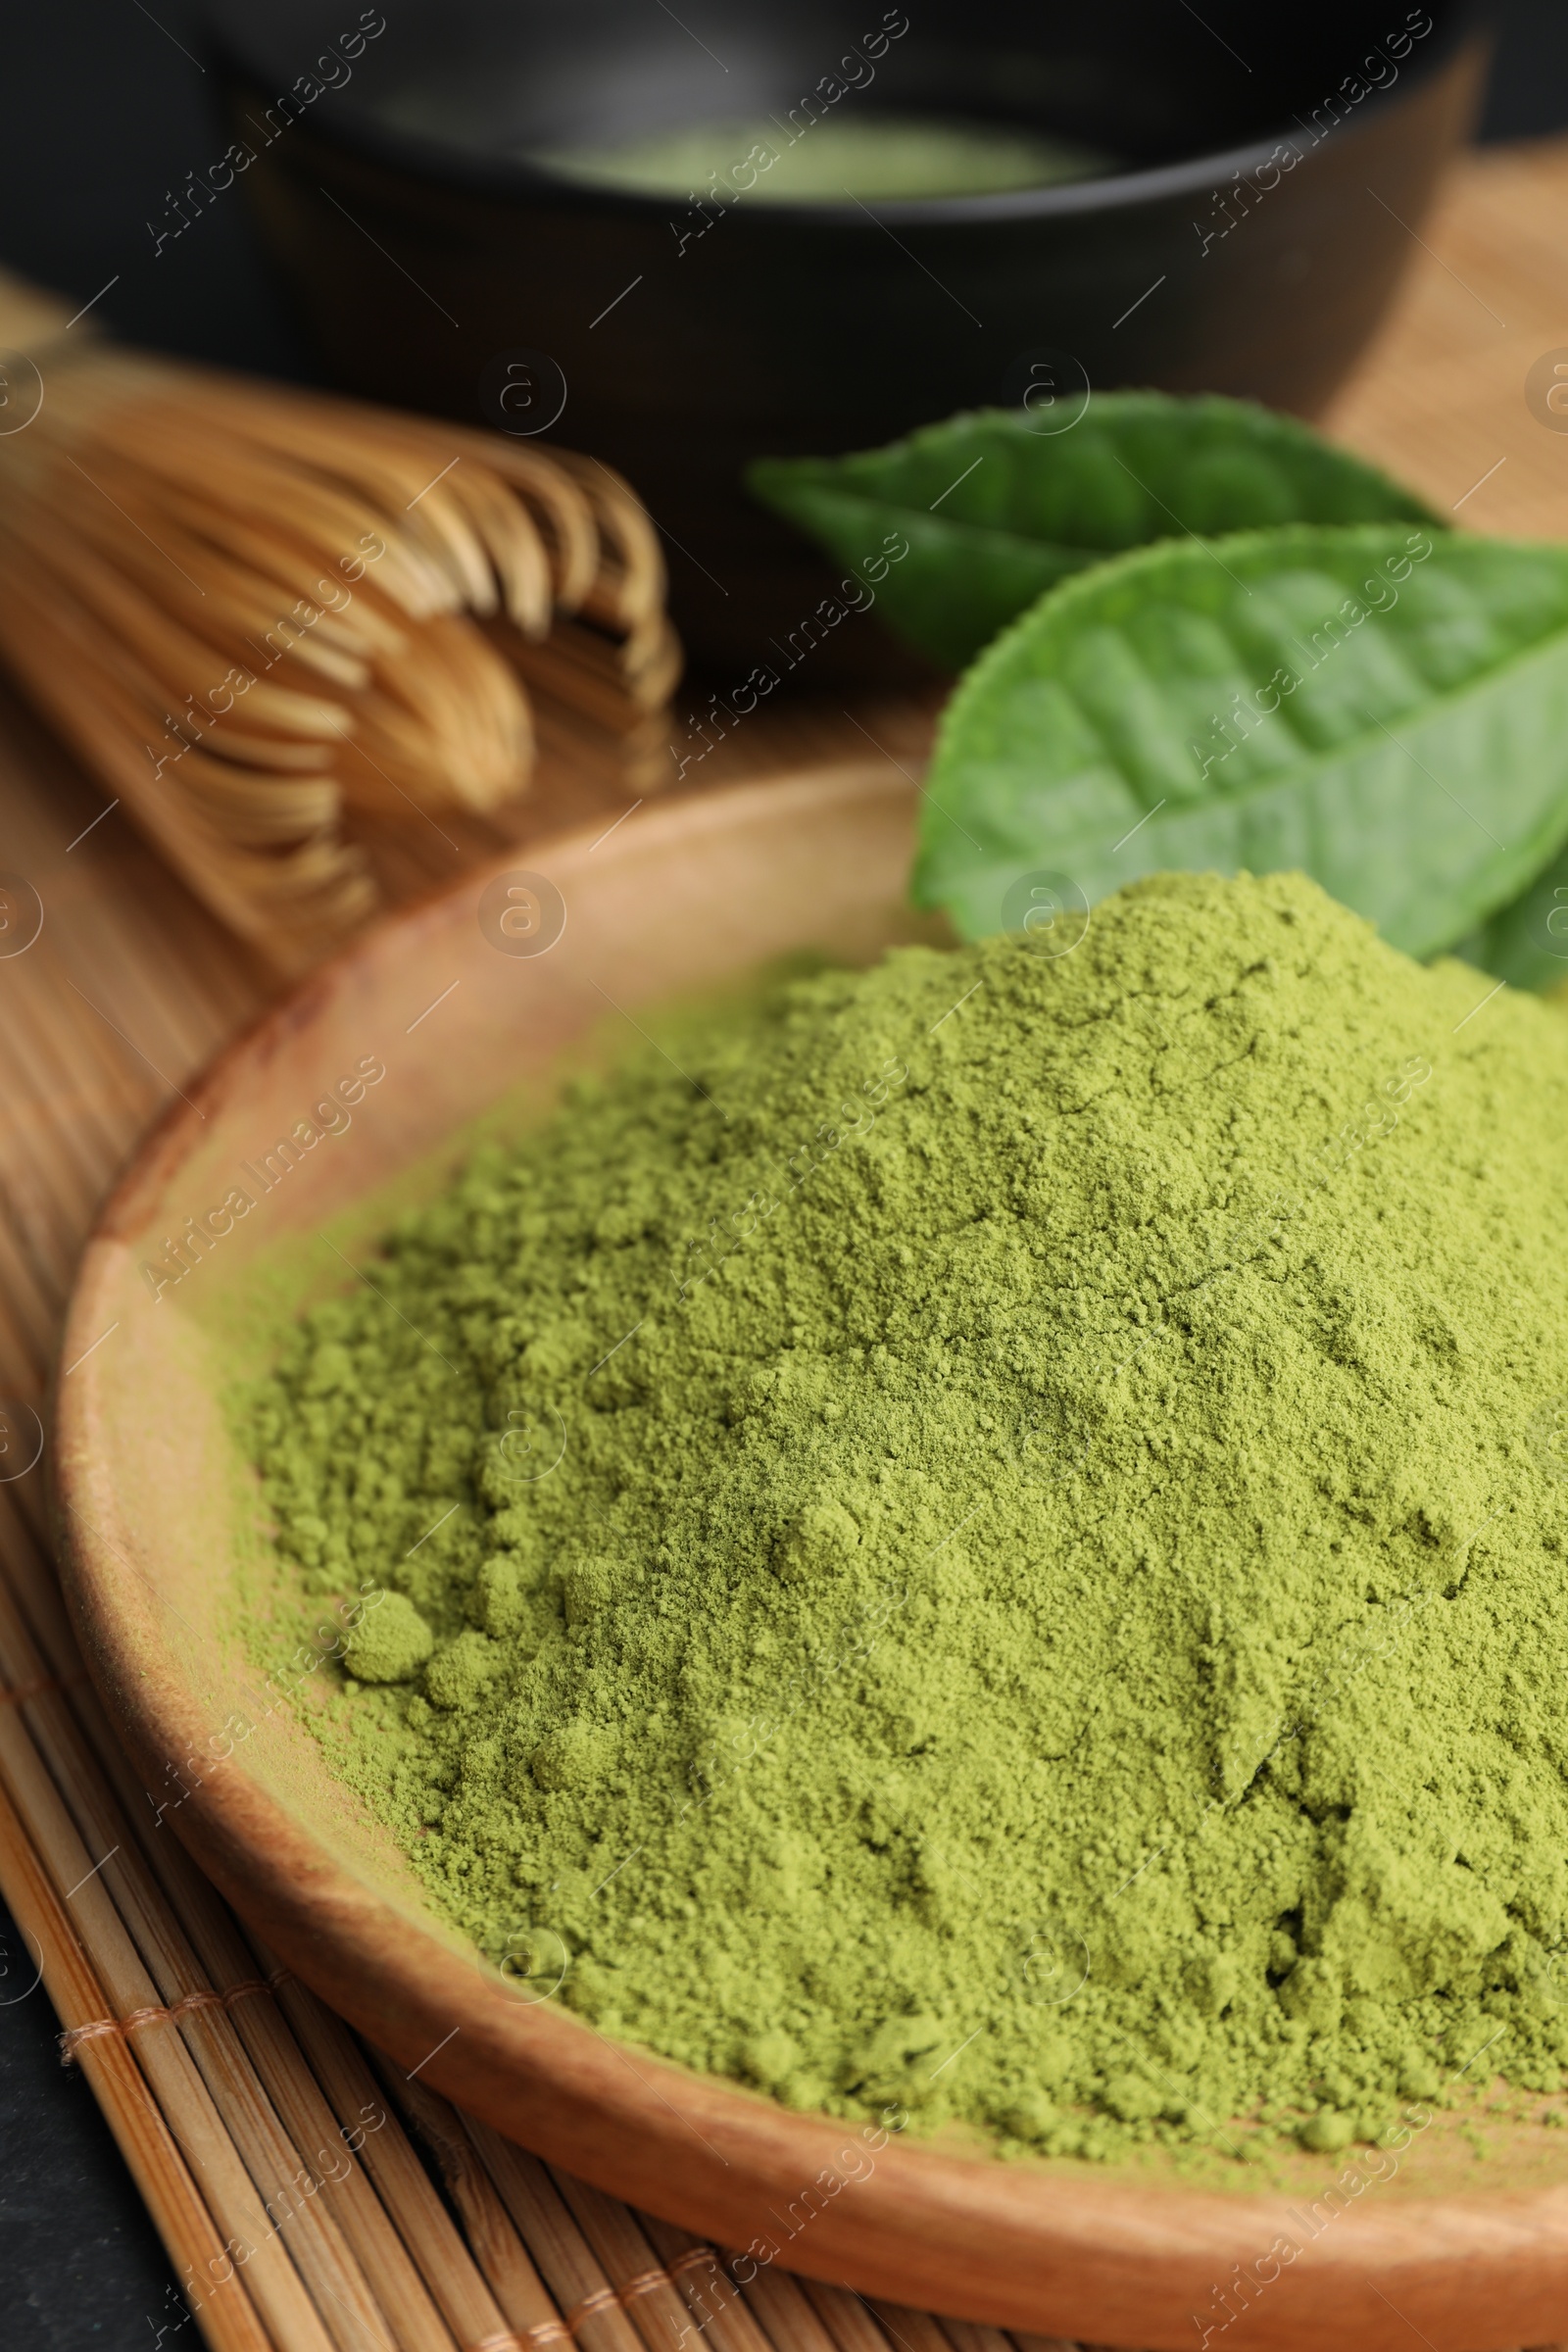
[748,396,1440,671]
[1455,850,1568,995]
[913,523,1568,963]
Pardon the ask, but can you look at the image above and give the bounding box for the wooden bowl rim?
[52,769,1568,2350]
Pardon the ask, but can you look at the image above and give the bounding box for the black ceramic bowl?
[205,0,1491,672]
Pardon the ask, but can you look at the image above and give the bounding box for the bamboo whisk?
[0,272,681,968]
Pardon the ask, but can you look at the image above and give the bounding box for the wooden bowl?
[56,768,1568,2351]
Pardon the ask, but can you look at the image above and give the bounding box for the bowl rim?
[50,768,1568,2348]
[202,3,1490,229]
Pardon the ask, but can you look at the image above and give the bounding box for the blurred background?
[1,2,1565,2344]
[0,0,1559,385]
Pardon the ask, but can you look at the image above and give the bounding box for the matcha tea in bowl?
[208,0,1491,669]
[54,768,1568,2348]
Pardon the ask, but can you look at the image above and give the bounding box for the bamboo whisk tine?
[0,270,681,971]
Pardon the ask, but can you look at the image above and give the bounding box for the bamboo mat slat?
[3,139,1568,2352]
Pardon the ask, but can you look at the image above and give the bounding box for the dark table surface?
[2,3,1567,2344]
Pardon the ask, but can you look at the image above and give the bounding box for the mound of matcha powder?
[252,871,1568,2162]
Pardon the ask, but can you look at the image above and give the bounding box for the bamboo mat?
[3,137,1568,2352]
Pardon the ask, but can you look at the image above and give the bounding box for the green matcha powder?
[251,872,1568,2163]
